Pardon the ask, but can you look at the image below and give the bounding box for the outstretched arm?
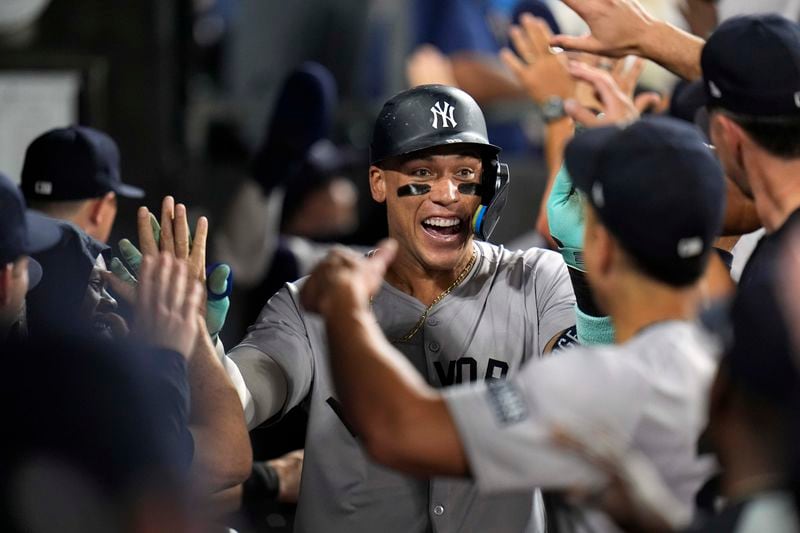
[301,242,469,476]
[550,0,705,81]
[133,197,253,492]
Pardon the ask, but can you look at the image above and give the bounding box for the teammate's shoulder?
[475,241,567,283]
[476,240,564,266]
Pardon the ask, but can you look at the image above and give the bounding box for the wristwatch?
[541,96,567,123]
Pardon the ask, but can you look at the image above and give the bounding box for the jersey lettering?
[434,357,509,385]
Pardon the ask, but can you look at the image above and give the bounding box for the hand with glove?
[547,164,614,345]
[547,164,586,272]
[105,196,233,342]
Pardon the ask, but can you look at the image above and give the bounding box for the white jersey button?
[429,341,440,352]
[433,504,445,516]
[427,317,439,326]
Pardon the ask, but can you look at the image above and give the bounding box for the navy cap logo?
[794,91,800,108]
[34,181,53,195]
[677,237,703,258]
[709,81,722,99]
[430,101,457,129]
[591,182,605,208]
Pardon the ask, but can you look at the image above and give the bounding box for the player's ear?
[369,166,387,203]
[89,191,117,225]
[598,227,615,276]
[0,263,13,306]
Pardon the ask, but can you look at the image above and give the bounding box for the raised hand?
[501,13,575,105]
[107,196,232,342]
[550,0,704,81]
[564,61,661,128]
[138,196,209,285]
[301,239,398,317]
[132,253,203,358]
[549,0,657,57]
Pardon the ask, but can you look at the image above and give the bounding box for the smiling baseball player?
[221,84,577,532]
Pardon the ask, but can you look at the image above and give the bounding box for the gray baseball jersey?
[229,241,575,533]
[443,320,720,533]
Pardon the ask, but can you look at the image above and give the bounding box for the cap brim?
[564,126,621,196]
[27,257,43,291]
[113,182,145,199]
[24,211,62,255]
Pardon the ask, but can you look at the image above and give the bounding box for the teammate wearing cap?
[219,84,576,532]
[0,171,61,342]
[21,126,144,243]
[301,116,726,532]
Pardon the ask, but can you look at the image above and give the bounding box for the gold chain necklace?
[382,250,477,343]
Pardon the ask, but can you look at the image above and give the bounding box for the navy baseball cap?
[21,126,144,201]
[565,116,726,286]
[702,15,800,117]
[0,172,61,289]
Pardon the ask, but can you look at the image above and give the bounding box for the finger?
[148,212,161,248]
[166,260,187,315]
[155,253,173,317]
[119,239,144,276]
[568,61,622,106]
[101,269,137,304]
[190,216,209,282]
[633,91,662,113]
[499,47,526,80]
[370,238,399,275]
[207,263,232,298]
[109,256,137,285]
[611,56,626,78]
[573,51,601,68]
[137,254,155,320]
[614,56,646,96]
[160,196,175,254]
[182,279,204,324]
[520,13,549,53]
[550,34,604,54]
[137,207,159,257]
[565,98,601,127]
[626,56,646,84]
[174,203,191,259]
[509,25,537,64]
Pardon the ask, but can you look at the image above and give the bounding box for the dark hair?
[712,106,800,159]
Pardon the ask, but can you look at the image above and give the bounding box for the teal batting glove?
[206,263,232,342]
[546,164,586,271]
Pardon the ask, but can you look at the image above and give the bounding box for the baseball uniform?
[443,320,720,533]
[227,240,575,533]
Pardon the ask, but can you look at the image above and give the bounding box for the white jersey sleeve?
[527,249,576,353]
[229,281,316,428]
[442,346,648,493]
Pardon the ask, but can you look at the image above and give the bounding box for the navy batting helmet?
[370,85,510,241]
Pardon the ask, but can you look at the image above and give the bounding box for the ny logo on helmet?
[430,101,457,129]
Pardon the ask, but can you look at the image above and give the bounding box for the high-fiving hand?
[105,196,232,341]
[301,239,398,317]
[564,61,661,127]
[131,253,204,358]
[549,0,657,58]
